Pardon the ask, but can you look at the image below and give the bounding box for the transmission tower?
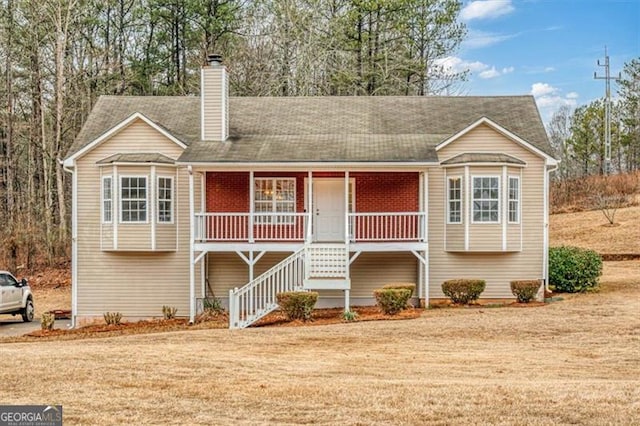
[594,46,621,175]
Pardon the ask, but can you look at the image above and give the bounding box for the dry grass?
[550,204,640,253]
[32,286,71,319]
[0,262,638,425]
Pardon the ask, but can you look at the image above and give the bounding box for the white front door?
[313,179,345,242]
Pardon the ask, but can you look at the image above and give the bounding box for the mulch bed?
[254,306,421,327]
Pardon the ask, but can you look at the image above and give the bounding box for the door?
[0,273,22,311]
[313,179,346,242]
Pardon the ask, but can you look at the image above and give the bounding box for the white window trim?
[254,177,297,224]
[446,176,463,225]
[101,176,113,224]
[120,175,149,224]
[471,175,501,224]
[157,176,174,224]
[508,175,520,224]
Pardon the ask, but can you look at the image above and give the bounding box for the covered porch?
[187,168,431,327]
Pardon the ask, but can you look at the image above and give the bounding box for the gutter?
[61,159,78,328]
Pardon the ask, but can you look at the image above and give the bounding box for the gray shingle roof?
[67,95,553,163]
[96,153,175,165]
[441,153,526,166]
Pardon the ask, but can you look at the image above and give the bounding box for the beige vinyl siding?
[101,225,113,250]
[430,123,545,299]
[201,67,225,141]
[75,119,202,317]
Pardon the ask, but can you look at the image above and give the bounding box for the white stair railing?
[229,247,306,329]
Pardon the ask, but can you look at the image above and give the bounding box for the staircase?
[228,243,350,329]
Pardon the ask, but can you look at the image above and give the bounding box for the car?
[0,270,34,322]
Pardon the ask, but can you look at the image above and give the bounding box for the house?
[63,55,557,328]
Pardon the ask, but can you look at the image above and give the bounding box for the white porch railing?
[348,212,426,242]
[229,247,306,329]
[305,244,349,279]
[195,212,308,242]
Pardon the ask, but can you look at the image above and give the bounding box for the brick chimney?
[201,54,229,141]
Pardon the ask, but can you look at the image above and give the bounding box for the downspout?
[188,165,195,324]
[62,160,78,328]
[544,163,559,292]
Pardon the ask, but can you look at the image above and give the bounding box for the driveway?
[0,318,71,337]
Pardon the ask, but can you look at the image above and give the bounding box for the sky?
[438,0,640,124]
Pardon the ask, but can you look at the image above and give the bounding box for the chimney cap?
[207,54,223,67]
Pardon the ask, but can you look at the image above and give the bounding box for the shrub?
[510,280,541,303]
[441,279,486,305]
[373,288,412,315]
[103,312,122,325]
[549,246,603,293]
[342,310,359,322]
[202,297,224,315]
[41,312,55,331]
[382,283,416,297]
[276,291,318,321]
[162,305,178,320]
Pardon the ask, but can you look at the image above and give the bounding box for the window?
[472,177,500,223]
[508,176,520,223]
[157,177,173,223]
[102,176,112,223]
[254,178,295,223]
[447,177,462,224]
[120,177,147,223]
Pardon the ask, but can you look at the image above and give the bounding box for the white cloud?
[531,82,556,97]
[479,67,500,79]
[435,56,515,80]
[544,66,555,72]
[433,56,489,74]
[461,0,515,21]
[530,82,578,123]
[463,29,515,49]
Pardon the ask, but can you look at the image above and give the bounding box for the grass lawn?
[1,261,638,425]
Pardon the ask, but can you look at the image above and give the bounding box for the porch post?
[344,289,350,313]
[249,171,255,243]
[307,171,313,243]
[344,171,349,243]
[423,250,429,309]
[188,166,196,323]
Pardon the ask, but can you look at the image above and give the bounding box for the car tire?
[21,299,34,322]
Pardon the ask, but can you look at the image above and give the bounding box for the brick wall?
[206,171,419,213]
[352,172,419,212]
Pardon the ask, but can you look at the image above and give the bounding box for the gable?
[436,118,557,165]
[65,113,186,167]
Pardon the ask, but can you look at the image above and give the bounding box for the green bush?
[510,280,541,303]
[441,279,486,305]
[373,288,412,315]
[276,291,318,321]
[382,283,416,297]
[342,310,359,322]
[549,246,603,293]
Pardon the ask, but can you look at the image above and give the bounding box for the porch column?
[344,171,350,244]
[188,165,196,323]
[249,171,255,243]
[306,171,313,243]
[423,250,429,309]
[344,289,350,313]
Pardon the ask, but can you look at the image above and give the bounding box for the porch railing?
[348,212,426,242]
[229,247,306,328]
[195,212,426,243]
[195,212,308,242]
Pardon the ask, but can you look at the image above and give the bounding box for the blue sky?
[438,0,640,123]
